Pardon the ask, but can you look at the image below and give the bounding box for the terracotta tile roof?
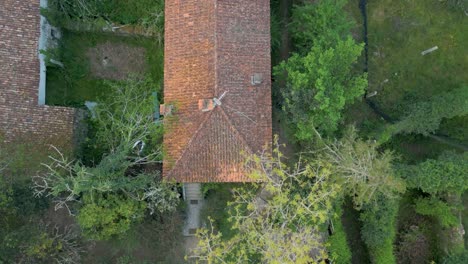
[163,0,272,182]
[0,0,81,149]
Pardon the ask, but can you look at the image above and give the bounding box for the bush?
[328,204,352,264]
[443,250,468,264]
[360,195,399,264]
[414,197,459,228]
[77,193,146,240]
[45,0,165,38]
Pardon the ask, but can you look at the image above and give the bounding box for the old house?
[0,0,81,149]
[163,0,272,183]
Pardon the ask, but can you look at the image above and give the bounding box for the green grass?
[367,0,468,118]
[343,0,467,154]
[45,30,163,106]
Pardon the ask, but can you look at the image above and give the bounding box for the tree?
[33,77,180,240]
[360,195,399,264]
[401,151,468,195]
[290,0,353,53]
[317,127,405,209]
[315,127,404,263]
[275,38,367,140]
[77,193,145,240]
[92,76,162,153]
[189,145,340,264]
[7,223,83,264]
[399,151,468,254]
[392,86,468,136]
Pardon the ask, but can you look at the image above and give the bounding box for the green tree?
[275,38,367,140]
[33,77,180,240]
[77,193,145,240]
[92,76,162,153]
[401,151,468,195]
[392,86,468,136]
[360,195,399,264]
[414,197,459,228]
[189,146,341,263]
[290,0,353,53]
[399,151,468,254]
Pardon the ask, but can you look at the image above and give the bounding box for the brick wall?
[0,0,81,149]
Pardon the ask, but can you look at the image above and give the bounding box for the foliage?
[45,0,165,39]
[45,31,164,106]
[360,195,399,264]
[33,146,179,239]
[414,197,459,228]
[392,86,468,136]
[92,76,162,152]
[400,151,468,195]
[443,250,468,264]
[189,146,341,263]
[328,203,352,264]
[290,0,353,53]
[442,0,468,14]
[77,193,145,240]
[275,38,367,140]
[269,0,282,63]
[200,184,238,240]
[1,219,82,263]
[274,0,367,141]
[34,78,179,240]
[318,127,406,208]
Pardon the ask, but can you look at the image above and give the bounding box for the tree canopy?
[190,146,340,264]
[274,0,367,141]
[399,151,468,195]
[393,86,468,136]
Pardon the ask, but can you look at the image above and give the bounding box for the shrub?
[414,197,459,228]
[328,204,352,264]
[77,193,146,240]
[360,195,399,264]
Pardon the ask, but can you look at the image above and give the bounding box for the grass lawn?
[366,0,468,118]
[45,30,163,106]
[343,0,467,159]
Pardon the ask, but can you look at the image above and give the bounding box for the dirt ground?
[86,42,147,80]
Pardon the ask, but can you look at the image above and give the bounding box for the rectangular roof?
[163,0,272,182]
[0,0,80,149]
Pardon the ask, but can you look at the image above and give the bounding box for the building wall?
[0,0,80,149]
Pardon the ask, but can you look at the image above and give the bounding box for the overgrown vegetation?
[42,0,164,107]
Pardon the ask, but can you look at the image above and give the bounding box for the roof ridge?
[218,106,254,155]
[165,110,214,174]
